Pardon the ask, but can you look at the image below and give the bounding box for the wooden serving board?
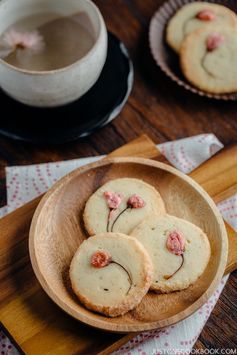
[0,135,237,355]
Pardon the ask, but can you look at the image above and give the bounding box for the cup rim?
[0,0,106,75]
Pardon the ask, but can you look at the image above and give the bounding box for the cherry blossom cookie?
[180,27,237,94]
[69,233,153,317]
[130,214,210,293]
[166,2,237,53]
[83,178,166,236]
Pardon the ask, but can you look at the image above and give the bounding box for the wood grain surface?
[189,145,237,276]
[0,0,237,350]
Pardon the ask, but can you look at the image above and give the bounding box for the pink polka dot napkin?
[0,133,234,355]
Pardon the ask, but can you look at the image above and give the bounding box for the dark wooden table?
[0,0,236,351]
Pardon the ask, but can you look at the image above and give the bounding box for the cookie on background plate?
[70,233,153,317]
[166,2,237,53]
[83,178,166,236]
[180,26,237,94]
[131,214,211,293]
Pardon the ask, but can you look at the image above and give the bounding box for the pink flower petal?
[196,9,216,21]
[104,191,122,210]
[0,28,44,58]
[206,33,225,51]
[127,194,145,209]
[91,250,111,268]
[166,231,185,256]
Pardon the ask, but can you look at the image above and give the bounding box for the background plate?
[149,0,237,101]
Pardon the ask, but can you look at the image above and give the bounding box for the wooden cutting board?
[0,135,237,355]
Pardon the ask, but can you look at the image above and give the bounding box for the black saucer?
[0,32,133,144]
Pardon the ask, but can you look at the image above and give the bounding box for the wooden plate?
[29,157,228,333]
[149,0,237,101]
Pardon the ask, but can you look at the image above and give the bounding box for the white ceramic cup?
[0,0,107,107]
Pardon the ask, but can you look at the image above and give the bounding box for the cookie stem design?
[104,191,122,232]
[106,209,115,233]
[164,231,185,280]
[111,206,130,232]
[91,250,132,295]
[111,260,133,294]
[111,194,145,232]
[201,56,215,78]
[164,254,184,280]
[201,33,225,77]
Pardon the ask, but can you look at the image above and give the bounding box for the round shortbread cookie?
[70,233,153,317]
[131,214,211,293]
[166,2,237,53]
[83,178,166,236]
[180,26,237,94]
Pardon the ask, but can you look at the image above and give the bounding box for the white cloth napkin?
[0,133,234,355]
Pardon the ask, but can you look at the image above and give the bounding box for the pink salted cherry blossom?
[166,230,185,256]
[206,33,225,51]
[196,9,216,21]
[164,230,185,280]
[104,191,122,210]
[0,28,45,59]
[91,250,112,268]
[127,194,145,209]
[104,191,123,231]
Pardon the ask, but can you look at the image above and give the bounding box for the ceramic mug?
[0,0,107,107]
